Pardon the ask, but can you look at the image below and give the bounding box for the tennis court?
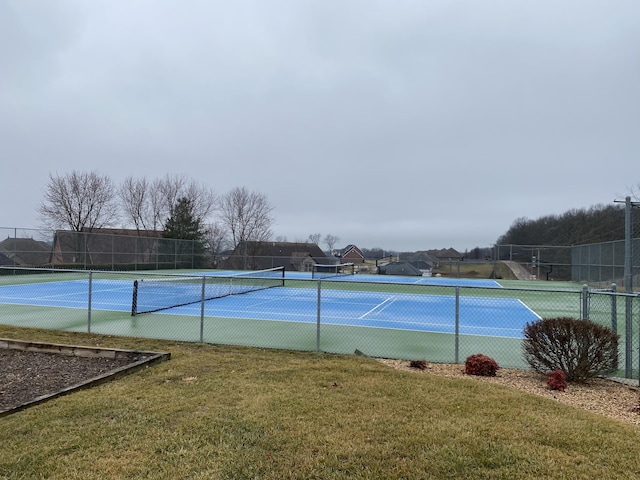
[0,273,537,338]
[1,267,636,375]
[0,269,547,369]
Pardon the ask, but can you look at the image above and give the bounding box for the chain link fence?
[1,267,638,382]
[0,227,210,270]
[572,238,640,288]
[494,244,573,281]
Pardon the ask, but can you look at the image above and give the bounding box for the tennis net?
[311,262,355,279]
[131,267,285,315]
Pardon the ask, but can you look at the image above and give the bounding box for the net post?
[131,280,138,316]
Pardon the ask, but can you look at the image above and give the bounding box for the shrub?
[523,317,619,383]
[546,369,567,391]
[464,354,499,376]
[409,359,428,370]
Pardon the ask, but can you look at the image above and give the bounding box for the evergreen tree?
[163,197,208,267]
[164,197,205,241]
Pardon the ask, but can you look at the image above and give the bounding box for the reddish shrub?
[546,369,567,391]
[464,354,499,377]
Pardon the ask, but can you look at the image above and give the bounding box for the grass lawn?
[1,325,640,479]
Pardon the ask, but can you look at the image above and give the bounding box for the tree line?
[38,171,275,255]
[462,201,638,263]
[39,172,635,261]
[495,204,631,247]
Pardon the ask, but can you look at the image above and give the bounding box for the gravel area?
[0,349,146,411]
[377,359,640,426]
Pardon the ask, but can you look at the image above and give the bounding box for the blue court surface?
[0,275,539,339]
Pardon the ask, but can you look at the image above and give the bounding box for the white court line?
[358,296,397,320]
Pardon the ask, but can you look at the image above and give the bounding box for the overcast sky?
[1,0,638,252]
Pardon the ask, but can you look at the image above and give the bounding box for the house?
[338,245,365,264]
[409,260,433,276]
[222,241,328,271]
[400,251,439,267]
[427,248,464,263]
[0,237,51,266]
[50,229,163,267]
[378,261,423,276]
[0,252,14,266]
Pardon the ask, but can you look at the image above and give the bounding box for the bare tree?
[120,174,217,232]
[158,174,187,219]
[183,178,217,221]
[219,186,274,246]
[308,233,321,244]
[324,234,340,253]
[39,171,119,231]
[205,221,231,256]
[119,176,151,231]
[148,177,168,231]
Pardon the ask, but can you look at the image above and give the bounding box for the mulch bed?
[0,349,153,412]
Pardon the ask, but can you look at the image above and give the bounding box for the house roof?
[0,252,14,266]
[378,261,423,276]
[0,237,52,265]
[409,260,432,270]
[426,248,463,260]
[79,227,163,237]
[226,241,328,271]
[51,229,166,266]
[340,244,364,258]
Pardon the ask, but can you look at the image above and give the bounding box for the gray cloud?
[1,0,638,251]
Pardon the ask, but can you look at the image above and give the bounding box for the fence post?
[200,275,206,342]
[454,286,460,364]
[636,295,640,387]
[316,280,322,353]
[626,295,633,378]
[582,284,589,320]
[611,283,617,334]
[87,271,92,333]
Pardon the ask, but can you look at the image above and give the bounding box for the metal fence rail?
[1,267,638,382]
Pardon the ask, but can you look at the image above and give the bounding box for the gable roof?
[224,241,328,271]
[409,260,432,270]
[378,261,423,276]
[0,252,14,266]
[0,237,52,266]
[51,229,164,266]
[426,248,464,260]
[339,244,364,260]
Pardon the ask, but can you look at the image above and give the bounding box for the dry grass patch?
[1,326,640,479]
